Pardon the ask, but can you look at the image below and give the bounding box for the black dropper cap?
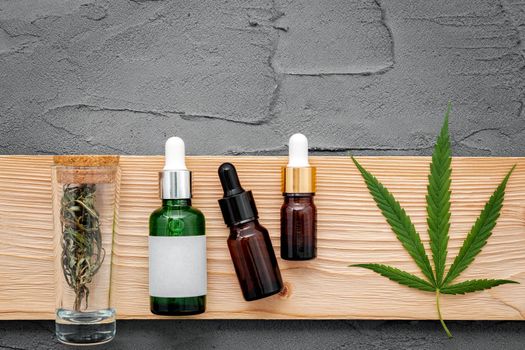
[218,162,258,227]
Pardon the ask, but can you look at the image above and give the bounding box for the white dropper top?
[287,133,310,168]
[163,136,187,171]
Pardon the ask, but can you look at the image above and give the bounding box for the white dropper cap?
[163,136,187,171]
[287,133,310,168]
[160,137,191,199]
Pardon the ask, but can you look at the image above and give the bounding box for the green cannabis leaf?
[350,104,518,338]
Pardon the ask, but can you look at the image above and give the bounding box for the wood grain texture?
[0,156,524,320]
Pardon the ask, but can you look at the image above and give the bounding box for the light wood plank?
[0,156,524,320]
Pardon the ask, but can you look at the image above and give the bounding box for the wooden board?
[0,155,524,320]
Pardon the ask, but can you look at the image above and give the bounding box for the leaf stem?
[436,289,452,338]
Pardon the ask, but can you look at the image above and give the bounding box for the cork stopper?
[53,155,120,167]
[53,155,120,184]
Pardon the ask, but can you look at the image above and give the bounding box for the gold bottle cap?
[282,166,316,194]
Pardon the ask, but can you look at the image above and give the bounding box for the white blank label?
[149,235,207,298]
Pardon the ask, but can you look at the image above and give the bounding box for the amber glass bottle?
[281,133,317,260]
[218,162,283,301]
[281,194,317,260]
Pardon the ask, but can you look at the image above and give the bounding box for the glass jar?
[51,156,120,345]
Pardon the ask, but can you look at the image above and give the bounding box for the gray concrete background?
[1,0,525,156]
[1,0,524,349]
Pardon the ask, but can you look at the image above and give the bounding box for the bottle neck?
[283,194,314,202]
[162,198,191,207]
[229,219,258,232]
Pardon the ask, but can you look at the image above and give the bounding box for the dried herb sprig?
[60,184,105,311]
[350,104,518,337]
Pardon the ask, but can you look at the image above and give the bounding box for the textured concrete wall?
[1,0,525,349]
[1,0,524,156]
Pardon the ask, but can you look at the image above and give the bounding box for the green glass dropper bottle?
[149,137,207,315]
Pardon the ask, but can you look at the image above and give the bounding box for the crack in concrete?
[0,23,40,38]
[178,112,268,126]
[459,128,511,142]
[225,144,437,155]
[42,103,170,119]
[272,0,395,76]
[41,103,268,126]
[282,64,393,77]
[272,25,288,32]
[30,15,62,27]
[373,0,395,71]
[225,145,286,155]
[40,117,129,154]
[0,20,43,55]
[267,0,285,123]
[311,145,435,152]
